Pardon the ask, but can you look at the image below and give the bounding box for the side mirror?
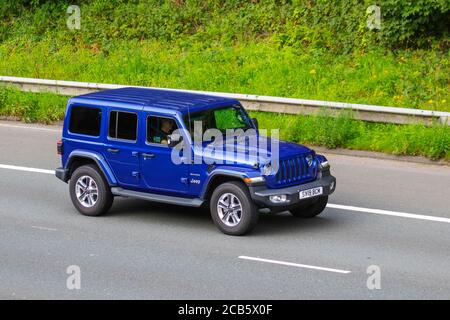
[167,133,182,147]
[251,118,259,130]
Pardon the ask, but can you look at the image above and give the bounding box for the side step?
[111,187,204,207]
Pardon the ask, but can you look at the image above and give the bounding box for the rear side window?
[69,106,102,136]
[109,111,137,141]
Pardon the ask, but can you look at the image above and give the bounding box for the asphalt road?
[0,121,449,299]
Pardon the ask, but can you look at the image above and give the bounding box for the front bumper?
[55,167,69,183]
[249,174,336,208]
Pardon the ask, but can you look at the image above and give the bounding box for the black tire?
[210,181,259,236]
[289,196,328,218]
[69,164,113,217]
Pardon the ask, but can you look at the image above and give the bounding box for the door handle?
[107,148,120,154]
[142,153,155,159]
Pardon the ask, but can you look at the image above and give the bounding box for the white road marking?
[0,164,54,175]
[31,225,58,231]
[327,203,450,224]
[238,256,351,274]
[1,162,449,225]
[0,123,60,132]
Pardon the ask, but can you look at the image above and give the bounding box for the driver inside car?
[154,118,175,145]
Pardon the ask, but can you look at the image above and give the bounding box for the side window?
[214,107,248,130]
[108,111,137,141]
[147,116,178,145]
[184,111,212,137]
[69,106,102,136]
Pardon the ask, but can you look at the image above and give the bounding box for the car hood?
[196,136,314,167]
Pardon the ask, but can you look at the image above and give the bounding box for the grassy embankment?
[1,87,448,160]
[0,1,448,159]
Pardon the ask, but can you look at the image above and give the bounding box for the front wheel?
[289,196,328,218]
[210,181,259,236]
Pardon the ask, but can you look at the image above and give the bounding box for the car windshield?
[184,105,254,139]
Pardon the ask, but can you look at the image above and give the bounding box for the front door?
[140,114,189,195]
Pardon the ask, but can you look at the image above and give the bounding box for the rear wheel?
[289,196,328,218]
[210,181,258,236]
[69,164,113,216]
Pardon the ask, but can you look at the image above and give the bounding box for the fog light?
[269,195,287,203]
[330,181,335,191]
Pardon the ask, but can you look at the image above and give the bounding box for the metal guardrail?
[1,76,448,126]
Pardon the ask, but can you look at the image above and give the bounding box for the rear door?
[103,109,141,188]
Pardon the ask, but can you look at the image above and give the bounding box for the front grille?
[274,155,314,186]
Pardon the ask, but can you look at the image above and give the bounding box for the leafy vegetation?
[0,86,67,123]
[0,1,448,159]
[0,87,448,160]
[0,1,448,111]
[1,0,448,50]
[254,110,450,160]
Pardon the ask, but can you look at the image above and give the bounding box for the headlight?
[261,163,272,176]
[306,154,313,166]
[320,160,330,170]
[315,155,330,170]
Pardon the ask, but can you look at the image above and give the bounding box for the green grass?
[1,40,449,112]
[0,86,67,123]
[0,1,448,111]
[1,87,448,161]
[254,110,450,161]
[0,1,448,160]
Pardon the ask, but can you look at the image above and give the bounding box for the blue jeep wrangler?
[56,87,336,235]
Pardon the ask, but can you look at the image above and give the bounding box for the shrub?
[1,1,448,50]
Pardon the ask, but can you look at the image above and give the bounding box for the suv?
[56,87,336,235]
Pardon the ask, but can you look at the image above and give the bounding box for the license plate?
[299,187,323,200]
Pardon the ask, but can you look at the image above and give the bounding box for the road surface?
[0,121,449,299]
